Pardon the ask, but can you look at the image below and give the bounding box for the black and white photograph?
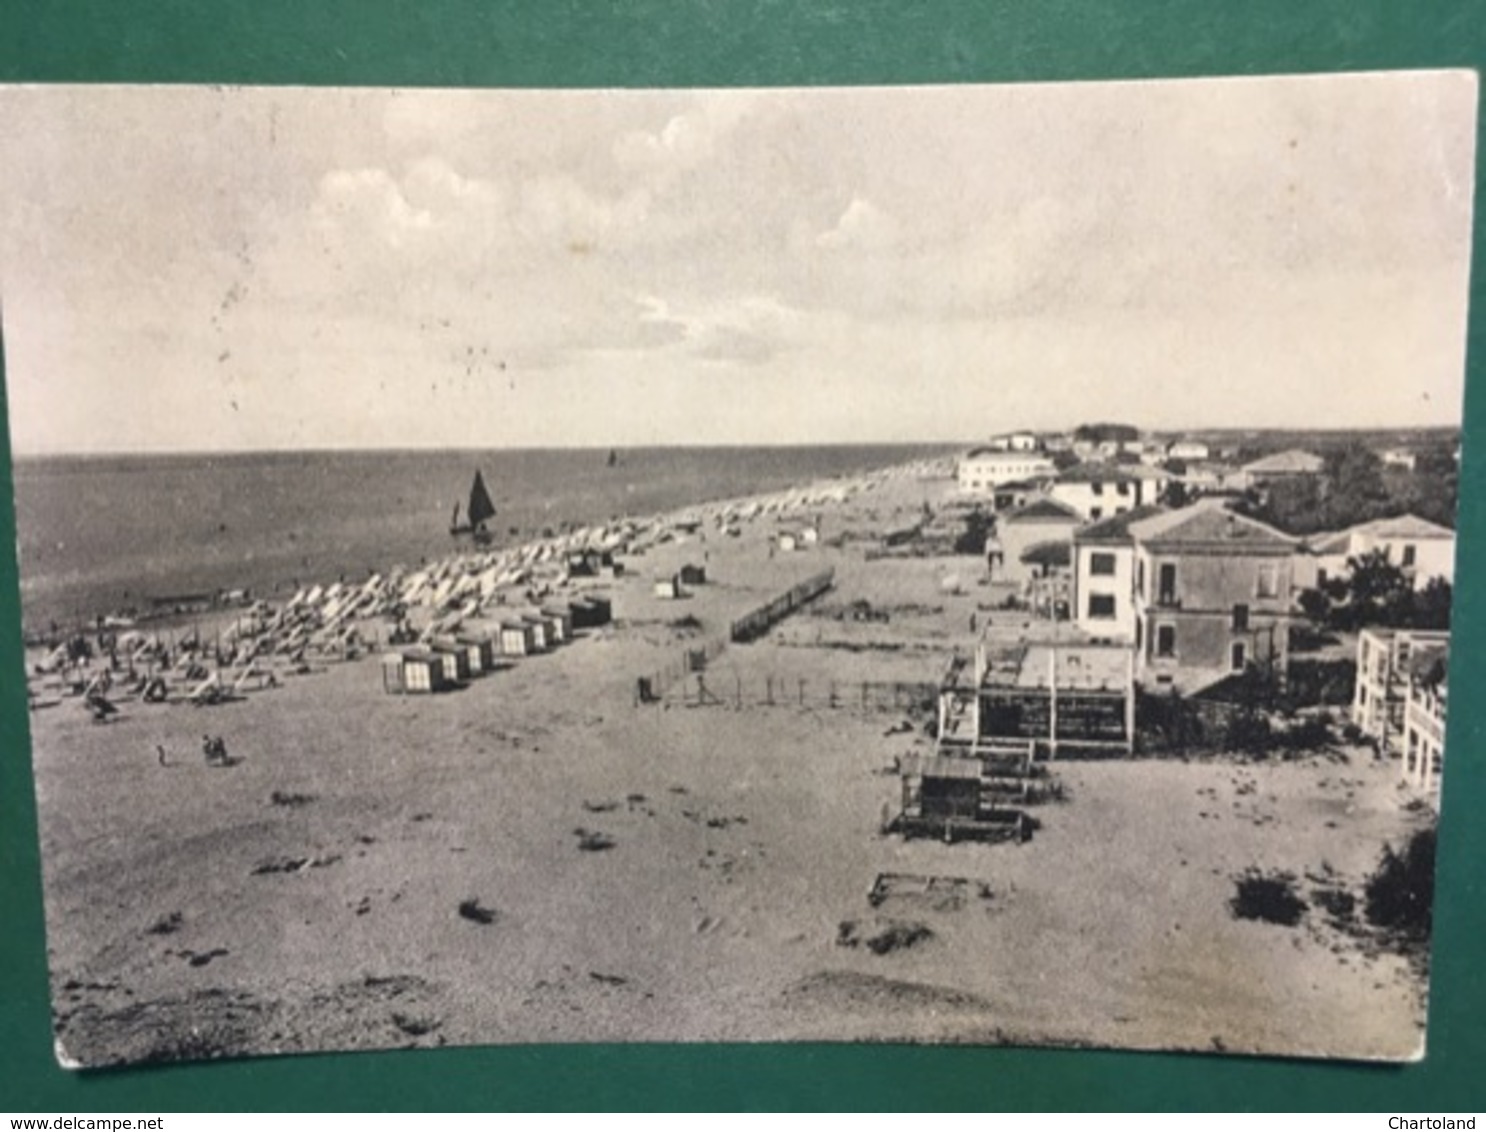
[0,72,1474,1067]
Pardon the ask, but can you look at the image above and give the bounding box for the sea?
[11,445,956,633]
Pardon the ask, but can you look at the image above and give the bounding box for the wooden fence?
[729,569,836,643]
[671,673,939,713]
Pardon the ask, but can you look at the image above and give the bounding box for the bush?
[1364,827,1436,941]
[1230,870,1308,926]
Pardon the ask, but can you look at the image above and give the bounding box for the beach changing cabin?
[540,606,573,644]
[678,563,708,586]
[498,621,539,657]
[382,650,454,694]
[429,642,472,683]
[519,613,551,650]
[653,575,684,600]
[437,633,495,676]
[569,596,612,629]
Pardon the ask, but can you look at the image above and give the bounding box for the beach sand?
[26,469,1431,1065]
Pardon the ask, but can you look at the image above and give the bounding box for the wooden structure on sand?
[937,638,1136,760]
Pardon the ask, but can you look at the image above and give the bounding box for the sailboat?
[449,469,497,544]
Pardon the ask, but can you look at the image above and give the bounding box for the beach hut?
[433,634,488,677]
[382,650,453,694]
[540,606,573,644]
[653,575,684,600]
[455,632,498,673]
[519,613,550,651]
[678,563,708,586]
[428,642,472,683]
[800,526,820,546]
[569,596,612,629]
[776,533,799,553]
[498,621,538,657]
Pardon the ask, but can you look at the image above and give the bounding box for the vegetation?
[1364,827,1436,943]
[1238,443,1458,536]
[1298,551,1452,632]
[1230,870,1309,926]
[1073,422,1140,443]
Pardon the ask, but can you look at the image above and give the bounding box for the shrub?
[1364,827,1436,941]
[1230,870,1308,926]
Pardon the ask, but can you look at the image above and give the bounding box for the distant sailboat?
[450,469,497,544]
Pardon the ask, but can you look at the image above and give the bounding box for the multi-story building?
[1401,643,1448,802]
[1127,501,1297,693]
[957,448,1057,493]
[1352,627,1450,755]
[1300,513,1456,592]
[1049,463,1159,522]
[1070,507,1163,643]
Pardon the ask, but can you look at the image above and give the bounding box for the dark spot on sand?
[457,898,497,925]
[574,829,616,852]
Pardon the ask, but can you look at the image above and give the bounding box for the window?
[1088,594,1117,620]
[1137,559,1145,597]
[1402,544,1417,567]
[1090,552,1117,576]
[1089,507,1102,520]
[1091,481,1104,495]
[1256,563,1280,598]
[1116,481,1130,497]
[1158,562,1178,605]
[1232,603,1249,632]
[1231,641,1247,672]
[1156,624,1176,658]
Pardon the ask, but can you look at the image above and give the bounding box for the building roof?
[1127,499,1297,552]
[1020,539,1073,567]
[1075,505,1167,544]
[1241,449,1325,475]
[1055,461,1144,484]
[1001,496,1082,524]
[1309,513,1456,555]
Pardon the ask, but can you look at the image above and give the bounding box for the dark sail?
[467,470,497,528]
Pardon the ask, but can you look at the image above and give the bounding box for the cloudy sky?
[0,73,1476,454]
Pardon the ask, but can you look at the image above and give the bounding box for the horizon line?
[5,423,1463,461]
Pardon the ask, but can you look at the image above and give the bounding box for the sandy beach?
[26,463,1431,1065]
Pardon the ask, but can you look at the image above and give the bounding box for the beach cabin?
[498,621,538,657]
[519,613,551,651]
[570,596,612,629]
[437,633,494,676]
[653,575,684,600]
[776,533,799,553]
[678,563,708,586]
[428,642,472,683]
[382,650,454,694]
[540,606,573,644]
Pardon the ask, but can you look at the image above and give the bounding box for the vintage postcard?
[0,73,1474,1066]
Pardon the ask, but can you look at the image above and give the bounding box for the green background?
[2,0,1483,1112]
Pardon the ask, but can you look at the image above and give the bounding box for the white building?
[1379,447,1418,472]
[1301,514,1455,592]
[1353,628,1449,754]
[1401,644,1448,803]
[957,448,1057,493]
[1070,507,1164,642]
[1165,440,1210,462]
[1048,463,1158,521]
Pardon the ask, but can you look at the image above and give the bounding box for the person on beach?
[157,744,169,767]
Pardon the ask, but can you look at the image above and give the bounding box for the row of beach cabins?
[381,595,612,694]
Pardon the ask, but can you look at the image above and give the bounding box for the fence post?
[735,675,742,708]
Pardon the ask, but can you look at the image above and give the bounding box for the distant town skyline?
[0,73,1476,455]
